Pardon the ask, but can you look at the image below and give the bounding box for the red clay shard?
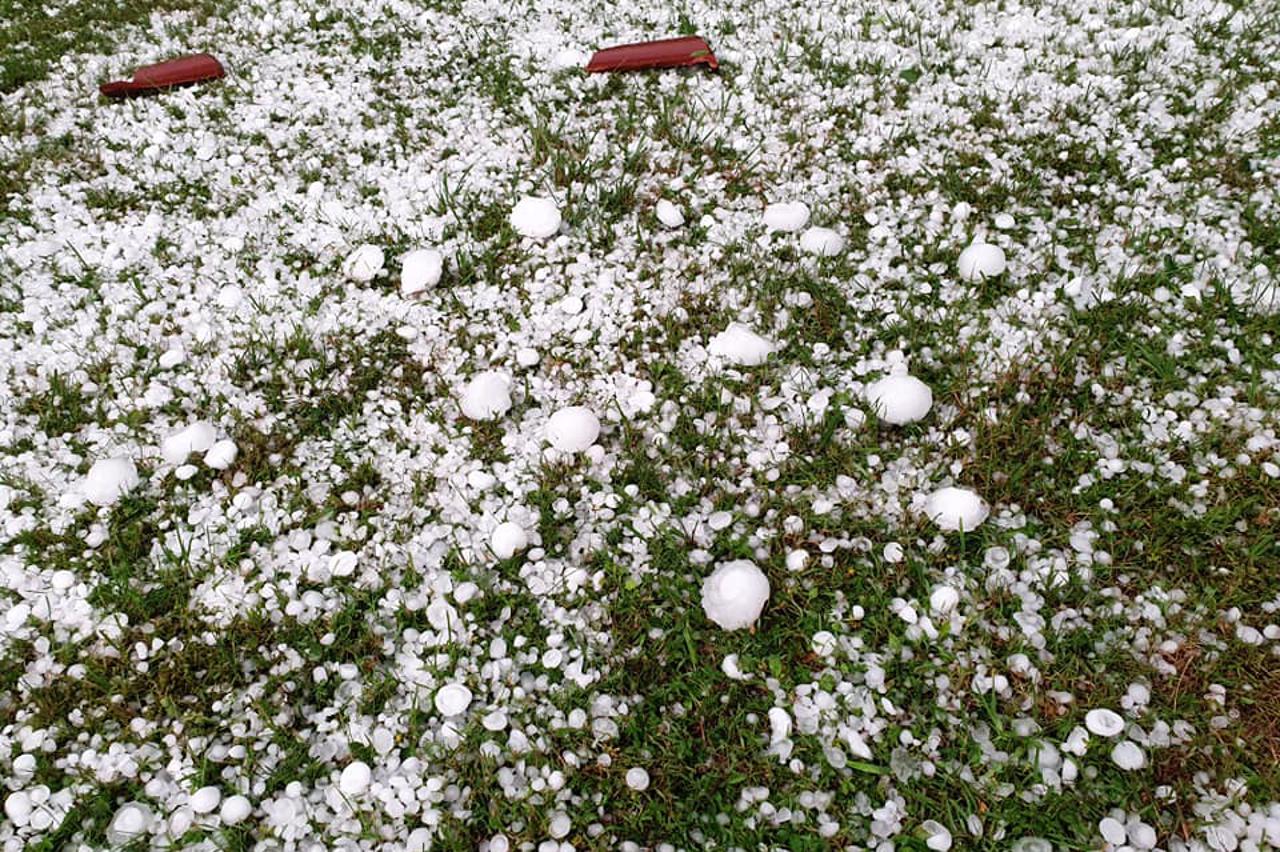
[586,36,718,73]
[99,53,226,98]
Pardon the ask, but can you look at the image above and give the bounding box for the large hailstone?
[490,521,528,559]
[161,421,217,465]
[799,226,845,256]
[83,457,140,507]
[106,802,154,846]
[339,761,371,795]
[923,487,989,532]
[655,199,685,228]
[400,248,443,296]
[510,197,561,239]
[708,322,775,367]
[762,201,810,232]
[1110,740,1147,771]
[343,244,385,282]
[701,560,770,630]
[459,372,512,421]
[434,683,472,716]
[865,374,933,425]
[957,242,1007,281]
[1085,708,1125,738]
[545,406,600,452]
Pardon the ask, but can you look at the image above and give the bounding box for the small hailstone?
[460,372,513,421]
[400,248,444,295]
[1110,740,1147,770]
[339,761,371,796]
[923,487,989,532]
[1129,822,1157,849]
[490,522,528,559]
[106,802,154,846]
[510,197,561,239]
[625,767,650,791]
[175,463,198,481]
[516,347,541,367]
[408,828,433,852]
[708,322,775,366]
[762,201,810,232]
[785,549,809,571]
[865,375,933,425]
[929,585,960,615]
[922,820,953,851]
[489,834,511,852]
[545,406,600,452]
[799,226,845,256]
[701,560,770,630]
[883,542,904,563]
[655,199,685,228]
[190,786,221,814]
[1099,817,1127,846]
[219,795,251,825]
[994,213,1015,229]
[343,244,384,282]
[957,242,1007,281]
[161,421,217,465]
[434,683,472,716]
[1085,708,1125,738]
[549,812,571,839]
[203,439,237,470]
[721,654,749,680]
[768,707,792,744]
[83,458,140,506]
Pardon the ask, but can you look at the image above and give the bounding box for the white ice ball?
[343,244,385,282]
[203,439,238,470]
[106,802,154,846]
[762,201,810,232]
[865,374,933,425]
[625,767,650,791]
[219,795,251,825]
[701,560,770,630]
[799,226,845,256]
[929,585,960,615]
[83,457,140,507]
[401,248,443,295]
[510,197,561,239]
[459,371,512,421]
[708,322,775,367]
[545,406,600,453]
[490,521,528,560]
[339,761,371,796]
[190,786,221,814]
[957,242,1007,281]
[434,683,472,717]
[923,487,989,532]
[161,421,217,465]
[1110,740,1147,771]
[656,199,685,228]
[1085,708,1125,738]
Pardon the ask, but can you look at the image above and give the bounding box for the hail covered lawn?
[2,0,1280,849]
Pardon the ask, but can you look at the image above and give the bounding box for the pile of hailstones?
[56,194,1020,846]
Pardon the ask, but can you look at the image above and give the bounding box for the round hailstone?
[957,242,1007,281]
[490,521,529,560]
[459,372,512,421]
[1110,740,1147,771]
[84,458,140,507]
[510,196,561,239]
[625,767,650,791]
[924,487,989,532]
[1099,817,1127,846]
[4,791,31,827]
[701,560,770,631]
[545,406,600,453]
[203,439,238,470]
[408,828,434,852]
[400,248,444,296]
[865,374,933,425]
[343,244,385,282]
[106,802,154,846]
[929,585,960,615]
[339,761,371,796]
[434,683,472,717]
[922,820,953,851]
[994,212,1016,230]
[219,795,251,825]
[768,707,792,743]
[161,421,217,465]
[708,322,776,366]
[655,199,685,229]
[549,812,571,839]
[190,786,221,814]
[762,201,810,232]
[799,226,845,256]
[1085,708,1125,738]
